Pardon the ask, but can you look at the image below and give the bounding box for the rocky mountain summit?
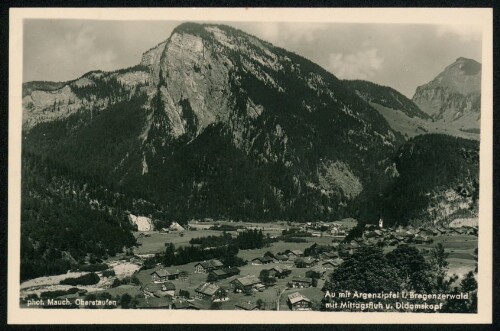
[412,57,481,132]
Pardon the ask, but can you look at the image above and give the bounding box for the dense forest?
[323,244,477,313]
[357,134,479,226]
[20,151,172,281]
[343,80,431,119]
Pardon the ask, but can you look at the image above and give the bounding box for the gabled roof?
[253,256,274,263]
[196,259,224,269]
[233,275,261,286]
[291,278,313,283]
[172,301,190,309]
[211,269,228,276]
[235,302,259,310]
[288,292,311,304]
[151,269,170,277]
[195,282,222,296]
[143,282,163,293]
[163,282,176,291]
[269,266,284,273]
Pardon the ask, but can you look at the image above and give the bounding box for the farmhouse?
[287,292,312,311]
[194,259,224,273]
[231,275,265,292]
[288,278,314,288]
[195,283,229,302]
[150,269,180,283]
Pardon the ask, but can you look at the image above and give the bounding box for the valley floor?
[19,220,478,311]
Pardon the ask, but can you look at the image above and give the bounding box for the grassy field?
[134,230,235,254]
[122,227,478,310]
[371,103,479,140]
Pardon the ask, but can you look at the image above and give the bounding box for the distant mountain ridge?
[343,79,479,141]
[344,80,430,120]
[412,57,481,132]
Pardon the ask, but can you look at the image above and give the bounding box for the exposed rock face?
[128,214,154,232]
[412,57,481,131]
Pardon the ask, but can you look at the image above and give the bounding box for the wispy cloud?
[327,48,384,80]
[436,25,482,42]
[52,25,118,74]
[252,22,327,45]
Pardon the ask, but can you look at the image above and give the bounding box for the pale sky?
[23,20,482,98]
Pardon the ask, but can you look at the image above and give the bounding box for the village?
[20,217,478,311]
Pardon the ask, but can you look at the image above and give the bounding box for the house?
[231,275,265,293]
[208,267,240,281]
[294,256,316,268]
[274,254,289,262]
[171,300,199,310]
[288,278,313,288]
[251,256,274,265]
[235,302,259,311]
[150,269,180,283]
[287,292,312,311]
[142,282,176,297]
[267,266,292,279]
[194,259,224,273]
[194,283,229,302]
[306,268,326,278]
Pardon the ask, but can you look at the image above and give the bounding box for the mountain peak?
[412,57,481,128]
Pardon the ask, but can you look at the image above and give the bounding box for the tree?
[256,299,264,310]
[179,289,190,299]
[442,271,477,313]
[210,302,222,310]
[430,243,449,273]
[207,273,218,283]
[429,243,456,292]
[327,246,402,293]
[259,269,276,286]
[164,243,176,266]
[120,293,132,309]
[386,244,433,291]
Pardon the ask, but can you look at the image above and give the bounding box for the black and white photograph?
[7,7,493,324]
